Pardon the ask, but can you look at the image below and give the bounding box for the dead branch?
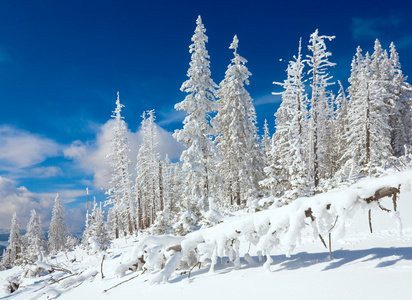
[365,186,400,203]
[329,216,339,232]
[305,208,328,249]
[103,269,146,293]
[49,273,78,284]
[49,265,73,275]
[377,202,391,212]
[101,255,105,279]
[188,261,201,279]
[319,234,327,249]
[364,186,401,234]
[328,233,332,260]
[167,245,182,253]
[369,209,373,233]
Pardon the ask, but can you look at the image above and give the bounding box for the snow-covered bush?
[173,209,199,236]
[4,274,21,294]
[200,198,223,228]
[23,265,48,278]
[151,211,173,235]
[66,235,79,251]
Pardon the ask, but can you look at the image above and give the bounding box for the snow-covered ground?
[1,172,412,300]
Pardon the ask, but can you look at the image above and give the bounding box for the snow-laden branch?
[117,170,412,283]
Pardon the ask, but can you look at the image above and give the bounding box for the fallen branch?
[365,186,400,234]
[188,262,201,279]
[103,269,146,293]
[49,266,73,275]
[49,272,81,285]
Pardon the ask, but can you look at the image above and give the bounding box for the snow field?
[1,170,412,299]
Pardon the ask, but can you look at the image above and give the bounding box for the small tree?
[82,199,110,252]
[48,194,69,254]
[1,213,23,267]
[24,209,46,261]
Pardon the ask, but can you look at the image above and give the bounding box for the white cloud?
[0,125,61,170]
[29,166,63,178]
[65,118,184,190]
[0,176,85,233]
[254,94,282,106]
[157,107,186,126]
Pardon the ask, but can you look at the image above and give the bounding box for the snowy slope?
[1,171,412,300]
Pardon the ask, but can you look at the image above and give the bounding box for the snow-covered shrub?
[66,235,79,251]
[4,274,21,294]
[151,211,173,235]
[115,235,185,277]
[200,198,223,228]
[173,209,199,236]
[23,265,48,278]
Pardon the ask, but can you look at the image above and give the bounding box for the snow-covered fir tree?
[173,15,219,233]
[24,209,46,261]
[135,110,162,229]
[340,47,392,176]
[261,39,310,201]
[82,199,110,252]
[305,29,336,188]
[48,194,69,254]
[161,156,180,218]
[387,42,412,157]
[106,92,135,238]
[329,80,349,180]
[214,35,264,206]
[1,213,23,267]
[261,119,271,168]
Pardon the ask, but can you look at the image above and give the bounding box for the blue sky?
[0,0,411,232]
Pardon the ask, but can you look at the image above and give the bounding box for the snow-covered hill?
[1,171,412,300]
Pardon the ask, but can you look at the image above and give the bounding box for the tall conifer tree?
[174,15,219,221]
[215,35,264,206]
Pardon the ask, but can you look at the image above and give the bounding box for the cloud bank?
[65,119,184,190]
[0,125,61,171]
[0,176,85,233]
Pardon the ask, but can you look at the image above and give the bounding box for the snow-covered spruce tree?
[48,194,69,254]
[329,80,349,180]
[261,119,271,168]
[24,209,46,261]
[1,213,23,267]
[261,39,310,201]
[305,29,336,189]
[161,156,180,218]
[214,35,264,206]
[339,47,392,176]
[106,92,135,238]
[82,199,110,252]
[387,42,412,157]
[173,15,219,232]
[135,110,162,229]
